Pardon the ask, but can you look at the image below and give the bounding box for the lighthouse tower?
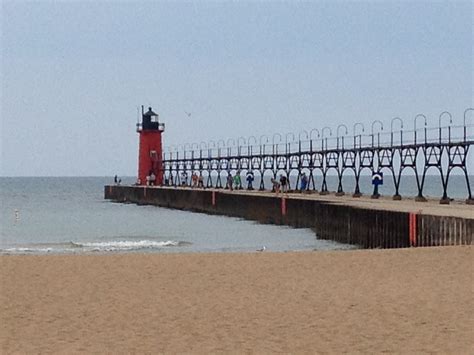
[137,106,165,185]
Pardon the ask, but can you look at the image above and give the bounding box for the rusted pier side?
[105,186,473,248]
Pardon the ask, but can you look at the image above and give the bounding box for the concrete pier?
[104,186,473,249]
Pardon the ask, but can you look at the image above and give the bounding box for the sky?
[1,0,473,177]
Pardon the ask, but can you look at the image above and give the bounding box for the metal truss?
[162,109,474,204]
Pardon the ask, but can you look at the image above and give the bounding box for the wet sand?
[1,246,472,353]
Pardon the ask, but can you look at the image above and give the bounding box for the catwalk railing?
[162,109,474,204]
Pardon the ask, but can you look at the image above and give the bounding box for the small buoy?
[14,209,20,222]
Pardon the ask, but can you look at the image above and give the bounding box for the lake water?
[2,175,470,255]
[0,177,354,255]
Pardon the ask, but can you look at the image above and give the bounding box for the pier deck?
[105,185,473,248]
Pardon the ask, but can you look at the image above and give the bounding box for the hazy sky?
[1,1,473,177]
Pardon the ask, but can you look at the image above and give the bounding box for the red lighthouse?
[137,106,165,185]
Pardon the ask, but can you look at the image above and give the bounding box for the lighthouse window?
[150,150,157,159]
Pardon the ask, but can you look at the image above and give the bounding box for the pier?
[105,186,473,249]
[106,107,473,249]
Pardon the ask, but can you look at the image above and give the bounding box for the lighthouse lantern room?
[137,106,165,185]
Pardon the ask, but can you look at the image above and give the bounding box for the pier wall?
[104,186,473,249]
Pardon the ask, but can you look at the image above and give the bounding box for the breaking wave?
[0,239,192,254]
[71,240,189,251]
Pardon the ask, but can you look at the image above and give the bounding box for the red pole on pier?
[409,213,417,247]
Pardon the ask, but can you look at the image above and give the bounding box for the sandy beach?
[1,246,472,353]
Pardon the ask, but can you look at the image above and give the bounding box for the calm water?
[0,177,353,255]
[1,175,470,255]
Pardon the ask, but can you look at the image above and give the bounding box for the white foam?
[1,247,54,254]
[0,240,187,254]
[73,240,182,251]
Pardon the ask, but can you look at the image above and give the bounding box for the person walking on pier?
[181,172,187,186]
[280,174,288,194]
[300,173,308,192]
[198,174,204,188]
[246,171,254,190]
[227,173,234,191]
[149,171,156,186]
[234,172,242,190]
[191,173,198,188]
[271,177,280,194]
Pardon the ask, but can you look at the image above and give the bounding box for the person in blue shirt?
[246,171,254,190]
